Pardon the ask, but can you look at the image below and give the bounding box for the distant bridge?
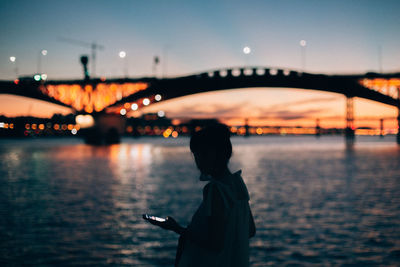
[1,66,399,143]
[1,67,399,110]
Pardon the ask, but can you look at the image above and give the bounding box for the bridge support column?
[397,111,400,145]
[397,88,400,145]
[82,113,125,145]
[380,119,384,138]
[345,96,355,145]
[315,118,321,138]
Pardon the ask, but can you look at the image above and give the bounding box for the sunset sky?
[0,0,399,129]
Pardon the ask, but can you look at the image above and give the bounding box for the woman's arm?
[145,216,186,235]
[183,183,226,252]
[207,185,226,251]
[145,184,227,252]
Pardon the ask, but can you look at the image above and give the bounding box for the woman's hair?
[190,123,232,167]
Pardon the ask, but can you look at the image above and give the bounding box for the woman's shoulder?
[203,170,242,193]
[231,170,250,201]
[202,179,229,197]
[203,180,236,211]
[202,181,218,200]
[207,170,250,201]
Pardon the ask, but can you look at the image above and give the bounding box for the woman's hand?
[144,216,186,235]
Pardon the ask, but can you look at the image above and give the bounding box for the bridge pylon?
[345,96,355,145]
[244,118,250,137]
[81,113,126,145]
[397,112,400,145]
[315,118,321,138]
[397,88,400,145]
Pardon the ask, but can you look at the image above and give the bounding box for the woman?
[144,123,256,267]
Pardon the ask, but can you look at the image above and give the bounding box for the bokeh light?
[131,103,138,110]
[143,98,150,106]
[243,46,251,54]
[119,51,126,58]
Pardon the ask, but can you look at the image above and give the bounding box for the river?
[1,136,400,266]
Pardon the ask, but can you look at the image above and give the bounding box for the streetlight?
[9,56,18,77]
[34,74,41,81]
[162,45,170,78]
[119,50,127,77]
[37,49,47,74]
[300,40,306,71]
[243,46,251,66]
[153,55,160,77]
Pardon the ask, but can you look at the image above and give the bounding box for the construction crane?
[58,37,105,77]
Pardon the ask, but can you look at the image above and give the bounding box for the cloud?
[261,108,328,120]
[264,96,341,110]
[163,101,331,121]
[141,94,341,122]
[246,96,341,120]
[165,102,250,118]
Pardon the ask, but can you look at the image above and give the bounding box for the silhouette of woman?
[144,123,256,267]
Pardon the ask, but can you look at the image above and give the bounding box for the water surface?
[1,136,400,266]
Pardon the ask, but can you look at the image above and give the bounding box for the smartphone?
[143,214,167,222]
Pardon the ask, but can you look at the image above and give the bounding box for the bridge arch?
[1,67,398,111]
[113,67,398,109]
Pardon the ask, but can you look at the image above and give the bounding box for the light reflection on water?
[0,136,400,266]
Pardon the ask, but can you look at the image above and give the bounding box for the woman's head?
[190,123,232,176]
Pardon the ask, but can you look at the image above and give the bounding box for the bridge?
[1,66,399,144]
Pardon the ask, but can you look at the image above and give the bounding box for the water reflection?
[0,136,399,265]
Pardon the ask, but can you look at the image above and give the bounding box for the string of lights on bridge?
[117,93,163,116]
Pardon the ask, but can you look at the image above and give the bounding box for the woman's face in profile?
[193,149,216,175]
